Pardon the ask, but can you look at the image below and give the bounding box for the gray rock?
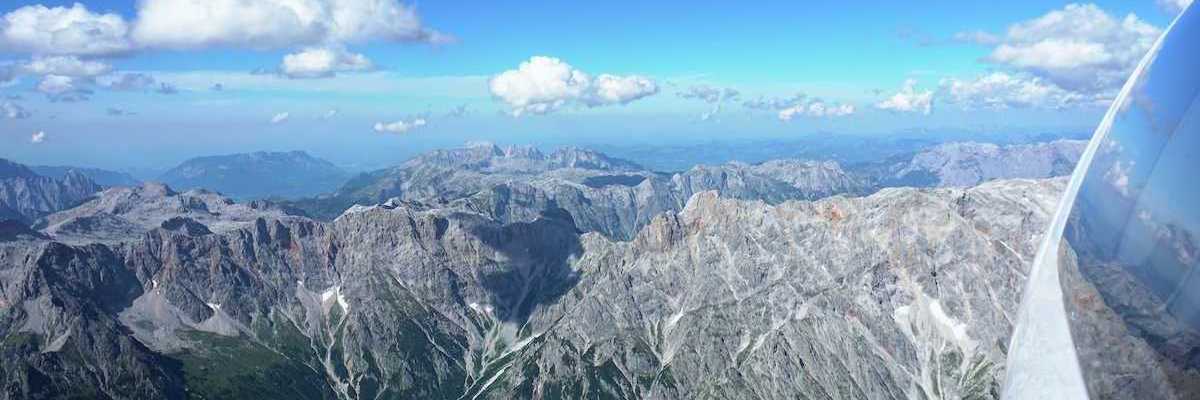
[0,173,1065,399]
[0,159,101,224]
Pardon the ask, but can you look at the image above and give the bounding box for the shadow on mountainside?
[470,205,584,324]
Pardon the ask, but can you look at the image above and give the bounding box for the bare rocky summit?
[35,182,298,245]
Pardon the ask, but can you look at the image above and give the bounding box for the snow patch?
[893,292,976,355]
[928,299,973,351]
[322,286,350,313]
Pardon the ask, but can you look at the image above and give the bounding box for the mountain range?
[0,140,1085,399]
[287,140,1084,239]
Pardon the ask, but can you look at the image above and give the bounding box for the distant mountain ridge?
[287,140,1085,241]
[0,158,102,223]
[157,150,350,200]
[31,165,141,187]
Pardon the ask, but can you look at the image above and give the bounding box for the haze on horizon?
[0,0,1190,171]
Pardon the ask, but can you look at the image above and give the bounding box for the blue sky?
[0,1,1188,171]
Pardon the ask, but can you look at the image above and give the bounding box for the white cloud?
[742,94,805,110]
[321,109,339,119]
[984,4,1161,94]
[131,0,446,49]
[0,1,447,85]
[373,117,427,133]
[281,46,374,79]
[588,74,659,106]
[22,55,111,77]
[779,101,855,121]
[938,72,1093,110]
[678,85,739,103]
[699,103,721,122]
[875,79,933,115]
[0,3,133,56]
[36,74,91,102]
[1159,0,1193,13]
[740,93,855,120]
[30,131,45,144]
[1,101,30,119]
[37,74,78,95]
[678,85,739,121]
[270,112,290,124]
[489,56,658,116]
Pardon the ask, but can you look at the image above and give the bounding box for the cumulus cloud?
[373,117,427,133]
[22,56,111,77]
[270,112,290,124]
[321,109,339,119]
[938,72,1093,110]
[30,131,45,144]
[489,56,658,116]
[1,101,30,119]
[37,74,92,101]
[983,4,1161,94]
[0,3,133,56]
[588,74,659,106]
[0,1,448,85]
[281,46,374,79]
[131,0,448,49]
[875,79,934,115]
[778,101,855,120]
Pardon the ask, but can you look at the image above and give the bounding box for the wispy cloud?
[373,117,427,134]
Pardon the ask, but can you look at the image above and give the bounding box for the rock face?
[158,151,350,200]
[0,159,102,224]
[0,170,1065,399]
[868,140,1086,188]
[31,165,141,187]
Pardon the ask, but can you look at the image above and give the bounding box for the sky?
[0,0,1191,171]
